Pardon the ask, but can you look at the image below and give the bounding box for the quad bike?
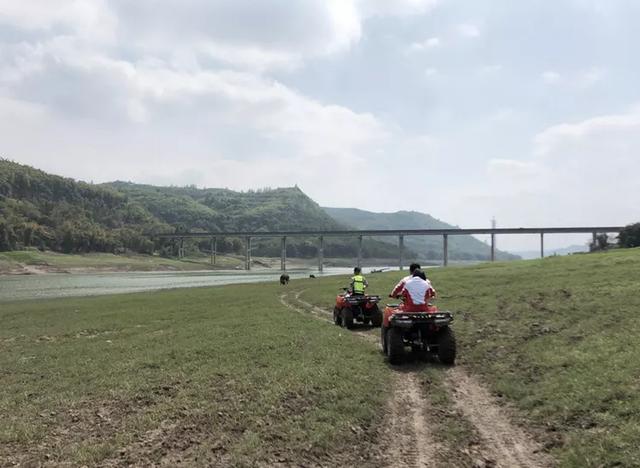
[380,300,456,365]
[333,289,383,329]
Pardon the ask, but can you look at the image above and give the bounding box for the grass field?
[2,248,640,466]
[299,248,640,467]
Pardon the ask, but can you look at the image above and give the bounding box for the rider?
[394,269,436,312]
[350,267,368,295]
[389,262,421,298]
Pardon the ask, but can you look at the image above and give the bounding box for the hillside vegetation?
[0,160,410,259]
[324,207,519,261]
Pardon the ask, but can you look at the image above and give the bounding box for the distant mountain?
[105,181,413,258]
[323,207,519,262]
[511,244,589,260]
[0,160,411,259]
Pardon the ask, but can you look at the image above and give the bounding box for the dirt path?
[380,372,441,468]
[281,288,556,468]
[443,368,554,468]
[281,290,440,467]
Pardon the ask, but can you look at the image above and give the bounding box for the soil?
[443,368,554,468]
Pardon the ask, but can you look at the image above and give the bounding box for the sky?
[1,0,638,251]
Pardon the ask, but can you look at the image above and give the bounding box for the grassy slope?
[299,248,640,467]
[2,249,639,466]
[0,283,390,467]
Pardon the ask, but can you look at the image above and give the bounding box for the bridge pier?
[357,235,363,268]
[210,237,217,265]
[443,234,449,267]
[490,233,496,262]
[592,231,597,248]
[281,236,287,271]
[399,235,404,270]
[245,236,252,271]
[540,233,544,259]
[318,236,324,272]
[179,238,184,259]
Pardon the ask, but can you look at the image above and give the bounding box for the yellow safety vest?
[351,275,366,294]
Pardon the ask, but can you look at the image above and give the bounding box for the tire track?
[443,368,554,468]
[280,289,440,468]
[281,288,556,468]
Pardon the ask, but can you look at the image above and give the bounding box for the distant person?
[394,269,436,312]
[389,262,421,298]
[350,267,368,295]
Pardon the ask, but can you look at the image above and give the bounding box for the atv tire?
[333,307,341,326]
[370,305,383,327]
[381,327,388,354]
[437,327,456,365]
[386,328,404,364]
[341,308,354,329]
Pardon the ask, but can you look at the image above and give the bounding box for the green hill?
[0,160,410,259]
[323,207,519,262]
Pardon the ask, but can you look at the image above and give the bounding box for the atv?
[334,289,383,329]
[380,301,456,365]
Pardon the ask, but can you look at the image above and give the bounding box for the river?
[0,267,401,302]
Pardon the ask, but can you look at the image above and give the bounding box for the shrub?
[618,223,640,248]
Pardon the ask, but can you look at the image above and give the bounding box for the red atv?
[334,289,383,329]
[381,301,456,365]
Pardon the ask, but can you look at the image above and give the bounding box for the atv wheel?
[381,327,388,354]
[386,328,404,364]
[363,317,371,325]
[341,308,354,329]
[370,305,383,327]
[333,307,341,326]
[437,327,457,365]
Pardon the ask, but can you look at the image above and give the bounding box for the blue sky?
[1,0,638,250]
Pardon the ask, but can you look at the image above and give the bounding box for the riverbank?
[0,250,408,276]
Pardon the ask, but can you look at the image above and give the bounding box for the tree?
[589,233,610,252]
[618,223,640,248]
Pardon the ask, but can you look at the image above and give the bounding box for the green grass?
[3,248,640,466]
[297,248,640,467]
[0,284,390,466]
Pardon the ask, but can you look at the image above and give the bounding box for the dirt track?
[280,289,554,468]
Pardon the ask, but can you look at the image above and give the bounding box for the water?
[0,267,400,302]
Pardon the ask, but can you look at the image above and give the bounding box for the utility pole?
[490,217,496,262]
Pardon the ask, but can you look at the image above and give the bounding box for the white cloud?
[542,70,562,84]
[541,68,606,88]
[457,23,481,38]
[407,37,441,53]
[477,107,640,230]
[0,0,117,43]
[425,67,438,77]
[358,0,440,17]
[579,67,606,88]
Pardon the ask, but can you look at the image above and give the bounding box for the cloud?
[358,0,440,17]
[478,107,640,229]
[456,23,481,38]
[407,37,441,53]
[542,70,561,84]
[541,68,606,88]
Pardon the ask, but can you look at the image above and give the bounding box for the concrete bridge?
[158,226,624,271]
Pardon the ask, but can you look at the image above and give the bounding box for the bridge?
[157,226,624,271]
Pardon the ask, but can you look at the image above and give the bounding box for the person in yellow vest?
[350,267,368,295]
